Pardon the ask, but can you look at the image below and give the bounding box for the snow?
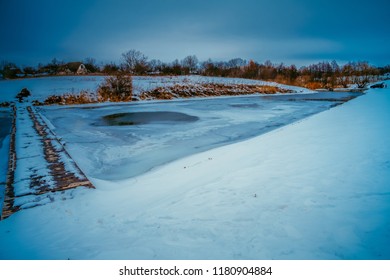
[132,75,312,96]
[0,77,389,260]
[0,75,313,103]
[12,105,56,209]
[0,76,105,103]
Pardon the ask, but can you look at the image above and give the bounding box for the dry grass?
[139,83,292,100]
[35,81,294,105]
[40,91,97,105]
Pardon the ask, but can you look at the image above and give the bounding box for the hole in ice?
[99,111,199,126]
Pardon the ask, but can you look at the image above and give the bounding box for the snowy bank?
[0,75,312,104]
[0,83,389,259]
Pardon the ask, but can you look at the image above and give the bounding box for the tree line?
[1,49,389,89]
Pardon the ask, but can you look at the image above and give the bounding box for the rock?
[370,82,385,89]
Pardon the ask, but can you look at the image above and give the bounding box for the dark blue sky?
[1,0,389,67]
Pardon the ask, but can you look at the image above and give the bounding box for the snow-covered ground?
[0,78,388,259]
[0,76,105,103]
[0,75,312,103]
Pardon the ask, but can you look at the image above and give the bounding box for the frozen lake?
[40,91,363,181]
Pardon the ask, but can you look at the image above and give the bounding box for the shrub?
[1,62,21,79]
[305,82,323,90]
[0,101,10,107]
[97,74,133,102]
[16,88,31,102]
[102,63,120,74]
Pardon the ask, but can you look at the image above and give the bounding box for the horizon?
[3,54,390,70]
[1,0,390,67]
[2,52,390,69]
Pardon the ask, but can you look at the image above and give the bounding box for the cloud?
[1,0,389,66]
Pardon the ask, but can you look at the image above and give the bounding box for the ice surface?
[39,93,357,180]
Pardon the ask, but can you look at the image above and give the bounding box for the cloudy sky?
[1,0,389,67]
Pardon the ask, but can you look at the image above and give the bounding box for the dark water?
[0,110,12,148]
[259,91,362,102]
[100,111,199,126]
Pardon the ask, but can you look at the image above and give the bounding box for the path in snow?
[1,107,16,218]
[1,105,94,219]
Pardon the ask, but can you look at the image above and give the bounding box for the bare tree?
[122,49,148,74]
[148,59,163,73]
[353,61,373,88]
[227,58,246,68]
[181,55,199,74]
[171,59,182,75]
[83,57,99,72]
[84,57,96,66]
[0,60,21,79]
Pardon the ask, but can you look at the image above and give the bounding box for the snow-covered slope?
[0,82,389,260]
